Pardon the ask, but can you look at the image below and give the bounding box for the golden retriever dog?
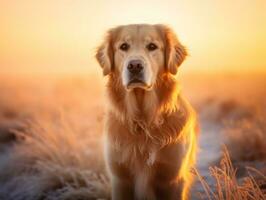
[96,24,198,200]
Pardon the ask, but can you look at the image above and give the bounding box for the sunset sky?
[0,0,266,75]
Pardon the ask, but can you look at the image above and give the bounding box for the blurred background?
[0,1,265,200]
[1,0,266,76]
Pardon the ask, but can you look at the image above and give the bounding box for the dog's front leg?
[152,143,186,200]
[107,153,134,200]
[111,176,134,200]
[153,179,184,200]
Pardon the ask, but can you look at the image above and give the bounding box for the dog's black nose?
[127,60,144,74]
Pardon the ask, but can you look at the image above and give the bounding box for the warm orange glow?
[0,0,266,75]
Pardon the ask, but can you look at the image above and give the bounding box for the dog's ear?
[95,30,114,76]
[156,25,187,75]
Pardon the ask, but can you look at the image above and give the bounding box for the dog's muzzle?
[127,59,145,85]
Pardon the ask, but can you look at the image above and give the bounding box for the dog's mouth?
[126,79,152,91]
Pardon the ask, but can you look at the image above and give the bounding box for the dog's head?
[96,24,187,91]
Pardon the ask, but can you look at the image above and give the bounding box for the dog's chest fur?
[118,135,158,167]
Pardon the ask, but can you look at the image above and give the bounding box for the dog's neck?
[107,73,180,125]
[125,87,158,124]
[133,88,145,110]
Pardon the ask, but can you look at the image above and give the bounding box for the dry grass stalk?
[194,147,266,200]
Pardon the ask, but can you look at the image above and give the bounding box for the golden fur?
[96,24,198,200]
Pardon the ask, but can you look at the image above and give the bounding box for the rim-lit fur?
[96,24,198,200]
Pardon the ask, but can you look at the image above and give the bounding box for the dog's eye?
[120,43,130,51]
[146,43,158,51]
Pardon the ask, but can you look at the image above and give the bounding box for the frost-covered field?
[0,73,265,200]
